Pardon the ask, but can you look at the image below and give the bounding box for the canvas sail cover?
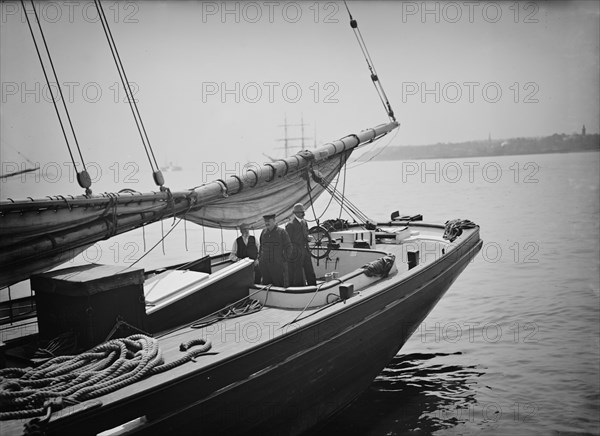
[183,149,349,229]
[0,122,397,287]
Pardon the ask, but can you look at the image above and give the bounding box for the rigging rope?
[21,0,91,195]
[155,288,268,339]
[304,156,369,224]
[324,183,372,225]
[190,298,263,330]
[304,159,343,224]
[0,334,211,421]
[160,219,166,255]
[93,0,165,190]
[121,204,193,272]
[282,282,342,328]
[343,1,396,122]
[339,157,347,220]
[303,154,373,227]
[347,125,400,169]
[305,170,321,230]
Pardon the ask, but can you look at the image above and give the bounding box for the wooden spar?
[0,167,38,179]
[0,190,190,214]
[0,121,398,287]
[2,120,398,233]
[0,122,397,214]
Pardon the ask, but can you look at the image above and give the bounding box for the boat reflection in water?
[310,352,485,435]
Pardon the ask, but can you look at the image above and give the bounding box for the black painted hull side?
[44,230,481,436]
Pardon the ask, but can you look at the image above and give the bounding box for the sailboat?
[0,2,482,435]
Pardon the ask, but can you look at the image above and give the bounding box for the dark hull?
[40,227,481,436]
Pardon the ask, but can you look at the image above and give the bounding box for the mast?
[276,115,312,158]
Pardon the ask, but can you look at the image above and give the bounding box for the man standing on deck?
[285,203,317,287]
[259,214,291,287]
[229,223,261,283]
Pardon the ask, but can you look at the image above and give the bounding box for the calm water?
[3,151,599,435]
[311,151,600,436]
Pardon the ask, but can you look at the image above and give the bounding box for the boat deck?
[2,223,471,435]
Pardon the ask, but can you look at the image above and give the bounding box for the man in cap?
[285,203,317,286]
[259,214,291,287]
[229,223,261,283]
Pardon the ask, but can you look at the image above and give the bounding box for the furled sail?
[0,121,398,287]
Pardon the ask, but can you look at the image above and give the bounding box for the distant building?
[582,124,586,136]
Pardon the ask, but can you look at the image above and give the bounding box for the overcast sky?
[1,1,598,197]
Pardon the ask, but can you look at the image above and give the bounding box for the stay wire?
[94,1,152,171]
[305,156,345,225]
[328,190,367,225]
[339,156,347,220]
[29,0,88,172]
[202,220,207,257]
[121,205,193,272]
[97,0,160,171]
[21,0,86,176]
[343,0,396,122]
[351,28,389,117]
[347,127,399,170]
[325,184,370,224]
[358,23,395,120]
[94,0,160,173]
[340,191,371,223]
[160,219,165,255]
[306,176,319,227]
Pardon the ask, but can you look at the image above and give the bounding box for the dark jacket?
[285,218,310,262]
[236,235,258,260]
[259,226,291,266]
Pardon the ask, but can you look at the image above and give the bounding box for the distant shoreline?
[369,133,599,161]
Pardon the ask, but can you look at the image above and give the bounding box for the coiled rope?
[443,219,477,242]
[0,334,211,421]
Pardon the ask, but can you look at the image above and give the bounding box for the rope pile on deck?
[443,219,477,242]
[0,334,211,420]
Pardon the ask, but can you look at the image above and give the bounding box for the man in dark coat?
[229,223,261,283]
[285,203,317,286]
[259,214,291,287]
